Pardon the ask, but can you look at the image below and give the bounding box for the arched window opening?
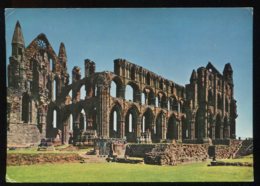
[69,114,73,131]
[142,116,145,133]
[167,100,171,110]
[50,58,54,72]
[80,110,86,131]
[94,85,98,97]
[225,98,229,112]
[22,94,31,123]
[215,115,221,139]
[208,89,214,106]
[159,79,163,90]
[125,85,134,101]
[155,97,159,107]
[218,94,222,109]
[141,92,146,105]
[110,81,117,98]
[53,79,56,101]
[155,113,164,140]
[109,105,122,138]
[80,85,86,100]
[113,111,117,131]
[167,115,178,140]
[68,90,72,103]
[129,113,133,132]
[53,110,57,128]
[172,99,179,112]
[147,90,155,105]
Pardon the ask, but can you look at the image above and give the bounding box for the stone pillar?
[178,120,182,142]
[190,119,195,140]
[39,112,47,138]
[118,85,125,99]
[73,121,80,143]
[120,120,125,138]
[211,123,215,140]
[136,117,142,139]
[220,125,224,139]
[226,124,230,139]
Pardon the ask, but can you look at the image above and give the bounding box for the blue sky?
[5,8,253,138]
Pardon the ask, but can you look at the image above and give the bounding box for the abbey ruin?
[7,21,238,146]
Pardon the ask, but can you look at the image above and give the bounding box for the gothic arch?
[125,105,140,142]
[167,113,179,140]
[157,91,167,108]
[125,81,140,102]
[109,103,123,138]
[215,114,222,139]
[143,86,155,105]
[110,76,124,98]
[141,108,154,133]
[208,89,214,106]
[154,111,165,142]
[22,93,31,123]
[182,116,189,139]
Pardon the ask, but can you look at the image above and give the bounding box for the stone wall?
[144,144,208,166]
[7,153,83,166]
[125,144,156,157]
[7,123,42,146]
[215,140,241,159]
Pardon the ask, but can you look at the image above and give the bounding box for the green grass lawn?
[6,160,253,182]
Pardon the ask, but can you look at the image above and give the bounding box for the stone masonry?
[7,21,238,146]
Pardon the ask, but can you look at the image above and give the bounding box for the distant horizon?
[5,8,253,139]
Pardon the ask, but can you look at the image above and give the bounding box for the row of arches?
[110,79,182,111]
[108,104,185,142]
[115,60,177,93]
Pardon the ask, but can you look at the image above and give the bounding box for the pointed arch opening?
[80,109,86,131]
[125,106,139,142]
[22,93,31,123]
[154,112,165,142]
[110,81,117,98]
[215,114,222,139]
[167,114,179,140]
[109,104,122,138]
[125,82,140,102]
[80,85,86,100]
[53,79,57,101]
[53,110,57,128]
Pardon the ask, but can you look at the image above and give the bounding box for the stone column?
[136,117,142,139]
[39,112,47,138]
[178,120,182,142]
[211,123,215,140]
[226,124,230,139]
[190,119,195,140]
[120,120,125,138]
[220,125,224,139]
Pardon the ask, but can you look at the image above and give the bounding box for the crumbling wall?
[144,144,208,165]
[215,140,241,159]
[125,144,156,157]
[7,123,42,146]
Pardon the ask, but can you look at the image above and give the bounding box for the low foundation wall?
[144,144,208,166]
[125,144,156,157]
[7,153,84,166]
